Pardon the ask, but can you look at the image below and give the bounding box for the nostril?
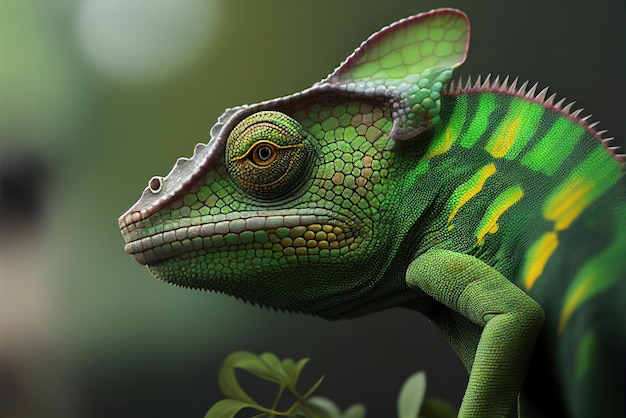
[148,176,163,193]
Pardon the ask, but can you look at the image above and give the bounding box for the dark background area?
[1,1,623,417]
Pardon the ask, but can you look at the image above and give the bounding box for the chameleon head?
[119,106,392,316]
[119,8,470,317]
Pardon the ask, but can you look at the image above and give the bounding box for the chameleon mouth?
[120,209,361,265]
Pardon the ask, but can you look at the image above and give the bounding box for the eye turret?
[225,111,314,201]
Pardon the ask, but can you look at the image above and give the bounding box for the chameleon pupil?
[258,145,272,160]
[252,144,275,165]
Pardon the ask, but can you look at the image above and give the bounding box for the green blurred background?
[0,1,623,417]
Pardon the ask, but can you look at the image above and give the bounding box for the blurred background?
[0,0,623,417]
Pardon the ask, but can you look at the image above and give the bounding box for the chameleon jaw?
[121,209,361,266]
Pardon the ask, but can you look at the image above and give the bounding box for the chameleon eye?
[250,142,277,166]
[225,111,314,201]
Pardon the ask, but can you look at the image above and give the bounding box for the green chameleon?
[119,9,625,418]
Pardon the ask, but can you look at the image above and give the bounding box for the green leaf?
[419,397,456,418]
[281,358,295,377]
[259,352,290,384]
[218,351,293,405]
[204,398,260,418]
[397,371,426,418]
[286,357,310,392]
[218,352,259,404]
[237,352,286,384]
[214,352,334,418]
[301,375,325,399]
[341,403,367,418]
[307,396,342,418]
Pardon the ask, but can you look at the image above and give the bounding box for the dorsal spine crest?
[446,74,624,164]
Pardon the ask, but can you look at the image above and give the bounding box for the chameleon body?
[119,9,625,417]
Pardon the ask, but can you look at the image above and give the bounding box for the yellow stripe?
[476,185,524,243]
[485,116,522,158]
[426,126,454,159]
[527,147,622,295]
[447,163,496,223]
[522,232,559,290]
[544,146,621,231]
[557,220,624,334]
[558,276,593,334]
[544,175,592,231]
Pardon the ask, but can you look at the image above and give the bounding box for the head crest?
[320,8,470,139]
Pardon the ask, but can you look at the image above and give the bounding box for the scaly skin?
[119,9,625,417]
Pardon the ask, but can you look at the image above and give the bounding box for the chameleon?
[119,8,625,418]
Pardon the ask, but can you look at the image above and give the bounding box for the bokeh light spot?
[75,0,219,84]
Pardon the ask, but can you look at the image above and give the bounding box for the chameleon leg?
[406,249,544,418]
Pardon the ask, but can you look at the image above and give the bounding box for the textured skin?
[119,9,625,418]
